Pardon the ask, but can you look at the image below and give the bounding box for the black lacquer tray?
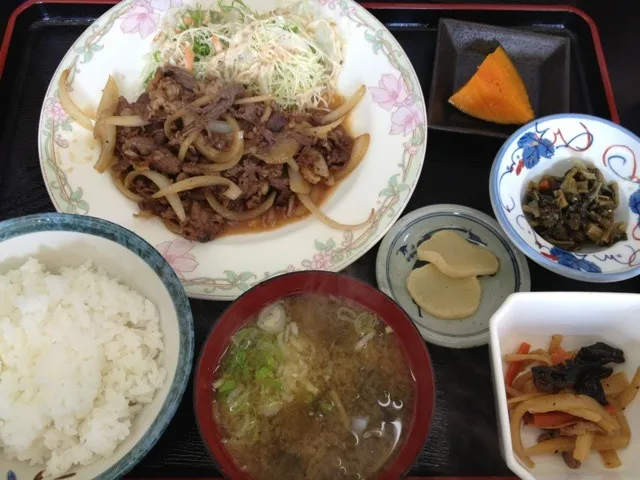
[0,1,629,478]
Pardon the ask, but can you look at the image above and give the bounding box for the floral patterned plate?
[376,204,530,349]
[37,0,426,300]
[490,113,640,283]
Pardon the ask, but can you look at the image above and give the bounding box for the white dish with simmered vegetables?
[490,292,640,479]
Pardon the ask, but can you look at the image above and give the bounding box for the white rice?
[0,258,166,477]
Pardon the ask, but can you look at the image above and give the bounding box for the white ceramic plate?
[376,204,531,349]
[37,0,427,300]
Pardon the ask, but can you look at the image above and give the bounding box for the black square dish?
[428,18,571,138]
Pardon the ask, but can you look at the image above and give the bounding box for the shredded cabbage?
[148,0,343,110]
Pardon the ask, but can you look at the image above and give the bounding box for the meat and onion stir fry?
[522,164,626,251]
[59,66,371,242]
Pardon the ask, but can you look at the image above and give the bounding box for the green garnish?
[219,379,236,393]
[193,37,212,58]
[187,7,204,27]
[152,51,161,62]
[320,402,335,413]
[262,378,283,391]
[143,70,154,86]
[255,366,272,380]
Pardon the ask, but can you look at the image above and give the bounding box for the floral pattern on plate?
[38,0,427,299]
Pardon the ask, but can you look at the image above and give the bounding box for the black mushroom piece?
[574,341,625,365]
[522,163,626,251]
[531,342,623,405]
[532,361,613,405]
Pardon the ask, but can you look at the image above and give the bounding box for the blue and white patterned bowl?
[0,213,194,480]
[490,113,640,283]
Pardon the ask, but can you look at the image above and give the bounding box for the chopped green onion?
[219,379,236,392]
[320,402,335,413]
[193,38,211,57]
[255,366,272,380]
[262,378,282,391]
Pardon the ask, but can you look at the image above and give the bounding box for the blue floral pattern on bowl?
[490,113,640,282]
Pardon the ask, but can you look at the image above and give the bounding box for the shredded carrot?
[505,342,531,387]
[550,347,571,365]
[212,35,223,53]
[184,47,195,72]
[532,411,578,428]
[604,404,617,416]
[183,17,193,26]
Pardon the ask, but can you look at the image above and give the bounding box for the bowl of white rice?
[0,213,194,480]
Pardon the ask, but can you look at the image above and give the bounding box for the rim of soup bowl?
[489,113,640,283]
[194,270,435,480]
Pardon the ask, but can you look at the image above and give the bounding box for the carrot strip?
[184,47,195,72]
[538,178,551,190]
[532,411,579,428]
[550,347,571,365]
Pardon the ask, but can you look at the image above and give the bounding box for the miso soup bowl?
[490,113,640,283]
[194,271,435,480]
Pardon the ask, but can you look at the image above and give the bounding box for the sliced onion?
[164,108,188,139]
[104,115,150,127]
[321,85,366,125]
[182,113,196,127]
[195,117,244,171]
[194,135,222,161]
[286,157,299,172]
[152,175,242,200]
[288,165,310,194]
[205,190,276,222]
[303,116,344,137]
[355,330,376,351]
[234,94,273,105]
[207,119,234,134]
[112,173,143,202]
[260,104,272,123]
[94,125,116,172]
[93,76,120,172]
[335,133,370,181]
[93,75,119,140]
[178,128,201,161]
[190,93,216,107]
[58,69,95,130]
[297,193,374,230]
[125,170,186,222]
[254,138,299,165]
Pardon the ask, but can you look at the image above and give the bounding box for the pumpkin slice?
[448,46,534,125]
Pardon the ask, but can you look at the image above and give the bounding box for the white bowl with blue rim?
[0,213,194,480]
[376,204,530,349]
[490,113,640,282]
